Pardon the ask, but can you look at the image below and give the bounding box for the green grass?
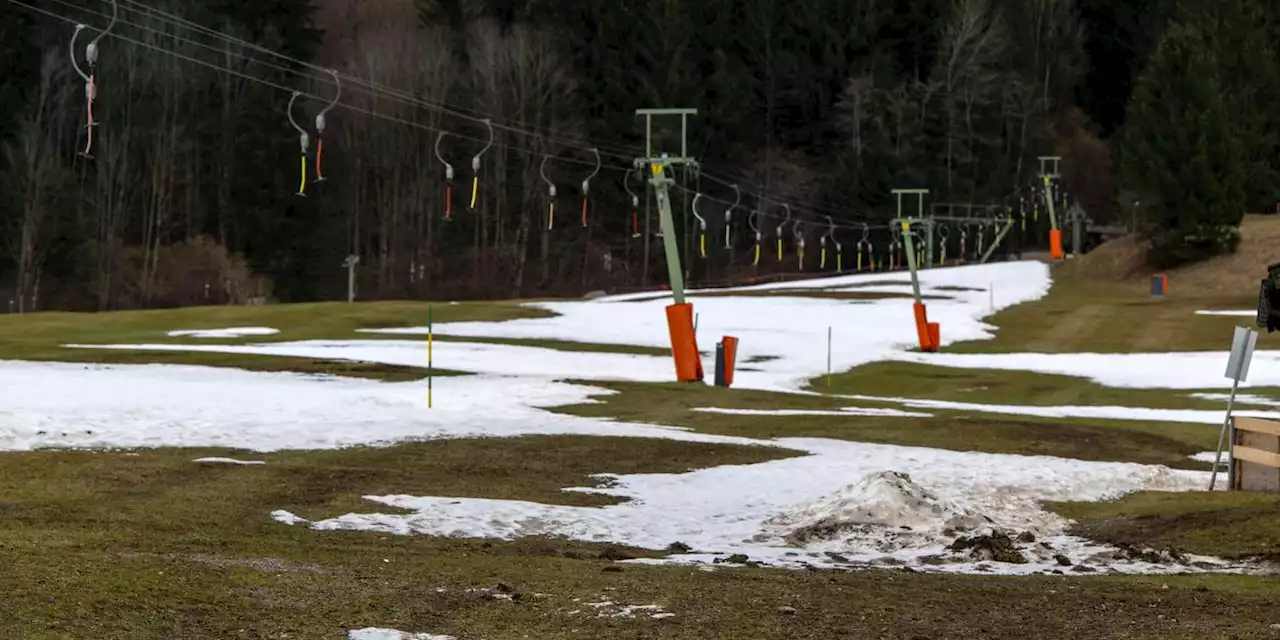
[554,382,1216,468]
[0,300,669,375]
[1050,491,1280,562]
[951,277,1278,353]
[5,438,1280,639]
[430,334,669,356]
[809,361,1280,410]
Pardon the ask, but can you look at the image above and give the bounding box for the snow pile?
[764,471,988,546]
[167,327,279,338]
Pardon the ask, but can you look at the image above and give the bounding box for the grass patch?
[5,436,1280,638]
[555,382,1214,468]
[0,300,546,356]
[0,299,667,376]
[952,278,1279,353]
[429,334,668,357]
[692,290,947,301]
[1049,491,1280,562]
[809,361,1270,411]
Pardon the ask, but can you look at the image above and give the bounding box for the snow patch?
[271,510,309,526]
[166,327,279,338]
[348,629,456,640]
[192,457,265,465]
[841,394,1280,425]
[693,407,933,418]
[1194,310,1255,317]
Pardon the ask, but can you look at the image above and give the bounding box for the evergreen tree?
[1119,21,1245,268]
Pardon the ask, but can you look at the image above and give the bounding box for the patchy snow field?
[4,260,1259,574]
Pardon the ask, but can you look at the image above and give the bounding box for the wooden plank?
[1234,416,1280,438]
[1231,444,1280,469]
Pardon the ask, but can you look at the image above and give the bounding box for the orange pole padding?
[912,302,940,352]
[722,335,739,388]
[927,322,941,353]
[665,303,704,382]
[1161,274,1169,295]
[1049,229,1065,260]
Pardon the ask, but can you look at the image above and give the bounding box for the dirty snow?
[279,437,1227,574]
[192,457,265,465]
[166,327,279,338]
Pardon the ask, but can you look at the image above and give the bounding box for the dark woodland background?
[0,0,1274,310]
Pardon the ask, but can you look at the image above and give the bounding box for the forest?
[0,0,1275,310]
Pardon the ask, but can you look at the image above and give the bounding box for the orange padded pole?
[722,336,739,388]
[913,303,933,352]
[1049,229,1065,260]
[666,303,704,382]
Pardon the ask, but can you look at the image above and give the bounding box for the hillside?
[1059,215,1280,296]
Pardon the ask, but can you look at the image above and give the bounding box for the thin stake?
[826,326,832,388]
[428,304,434,409]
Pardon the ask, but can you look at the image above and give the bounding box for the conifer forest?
[0,0,1273,309]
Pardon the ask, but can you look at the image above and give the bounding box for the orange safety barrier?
[722,336,739,387]
[666,303,704,382]
[912,303,941,352]
[1049,229,1065,260]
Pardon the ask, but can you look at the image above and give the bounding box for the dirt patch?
[1026,304,1110,352]
[187,554,327,574]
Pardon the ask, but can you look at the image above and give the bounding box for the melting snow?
[840,395,1280,425]
[359,262,1052,391]
[166,327,279,338]
[192,457,265,465]
[5,260,1254,574]
[1194,310,1255,317]
[348,629,456,640]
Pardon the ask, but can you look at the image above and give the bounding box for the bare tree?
[466,20,583,295]
[932,0,1010,197]
[5,50,72,312]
